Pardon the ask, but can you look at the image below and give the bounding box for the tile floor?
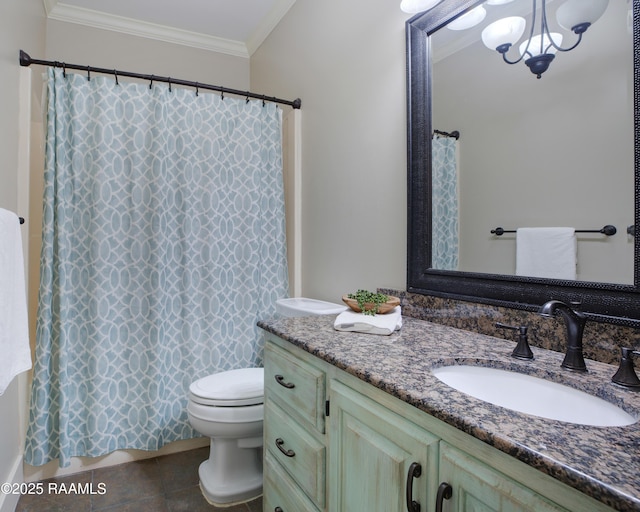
[16,447,263,512]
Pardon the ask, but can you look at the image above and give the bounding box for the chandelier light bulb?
[481,17,527,52]
[447,5,487,31]
[519,32,564,57]
[556,0,609,33]
[400,0,442,14]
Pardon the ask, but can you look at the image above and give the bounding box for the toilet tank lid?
[189,368,264,402]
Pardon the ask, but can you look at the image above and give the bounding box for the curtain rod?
[433,129,460,140]
[19,50,301,109]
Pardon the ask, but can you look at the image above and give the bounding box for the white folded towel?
[0,208,32,395]
[516,227,577,280]
[334,306,402,336]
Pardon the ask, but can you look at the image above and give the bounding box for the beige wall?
[0,1,45,510]
[45,20,249,89]
[0,0,45,210]
[250,0,410,304]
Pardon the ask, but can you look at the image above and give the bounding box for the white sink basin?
[432,365,636,427]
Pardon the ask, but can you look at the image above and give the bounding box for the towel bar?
[491,225,617,236]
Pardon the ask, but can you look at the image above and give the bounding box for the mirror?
[431,0,633,284]
[406,0,640,324]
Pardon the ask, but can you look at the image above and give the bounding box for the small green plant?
[347,289,388,316]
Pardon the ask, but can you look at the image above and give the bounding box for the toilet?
[187,368,264,506]
[186,297,345,506]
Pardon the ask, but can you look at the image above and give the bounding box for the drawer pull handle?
[275,374,295,388]
[435,482,452,512]
[275,437,295,457]
[406,462,422,512]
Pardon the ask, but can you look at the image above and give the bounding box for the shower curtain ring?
[114,69,119,86]
[149,75,154,90]
[62,63,66,78]
[195,82,199,97]
[86,66,91,81]
[168,77,172,92]
[262,95,266,107]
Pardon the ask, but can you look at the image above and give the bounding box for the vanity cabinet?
[263,340,326,512]
[262,333,615,512]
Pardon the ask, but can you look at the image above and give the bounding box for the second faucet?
[539,300,588,372]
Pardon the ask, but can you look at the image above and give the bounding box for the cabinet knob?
[435,482,452,512]
[406,462,422,512]
[274,508,283,512]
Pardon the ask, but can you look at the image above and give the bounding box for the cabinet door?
[438,443,569,512]
[329,380,439,512]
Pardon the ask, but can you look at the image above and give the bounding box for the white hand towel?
[516,227,577,280]
[334,306,402,336]
[0,208,31,395]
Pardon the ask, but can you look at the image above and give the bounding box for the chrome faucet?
[538,300,587,372]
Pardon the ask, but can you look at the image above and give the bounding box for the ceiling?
[43,0,298,58]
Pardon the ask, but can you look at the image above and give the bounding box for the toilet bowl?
[187,367,264,506]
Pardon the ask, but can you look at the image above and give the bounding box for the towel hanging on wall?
[516,227,577,280]
[0,208,32,394]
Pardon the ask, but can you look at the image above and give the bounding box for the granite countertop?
[258,314,640,512]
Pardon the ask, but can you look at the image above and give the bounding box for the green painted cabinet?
[438,443,569,512]
[263,340,326,512]
[262,333,614,512]
[329,380,439,512]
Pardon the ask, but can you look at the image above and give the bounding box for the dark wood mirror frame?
[406,0,640,326]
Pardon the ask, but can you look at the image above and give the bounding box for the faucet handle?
[612,347,640,390]
[496,322,534,360]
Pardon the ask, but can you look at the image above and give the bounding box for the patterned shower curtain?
[25,68,289,467]
[431,136,459,270]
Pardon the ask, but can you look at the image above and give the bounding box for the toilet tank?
[276,298,347,317]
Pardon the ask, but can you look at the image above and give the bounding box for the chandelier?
[400,0,610,79]
[481,0,609,78]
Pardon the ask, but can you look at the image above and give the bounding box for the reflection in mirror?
[406,0,640,323]
[430,0,633,284]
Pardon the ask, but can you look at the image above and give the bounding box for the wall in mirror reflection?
[431,0,633,284]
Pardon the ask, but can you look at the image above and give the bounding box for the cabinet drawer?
[264,452,320,512]
[265,340,326,433]
[265,399,326,508]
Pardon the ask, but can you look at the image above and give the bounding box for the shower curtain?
[25,68,289,467]
[431,136,459,270]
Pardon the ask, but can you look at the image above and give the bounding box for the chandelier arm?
[501,51,526,65]
[517,0,539,64]
[541,0,584,54]
[550,32,584,53]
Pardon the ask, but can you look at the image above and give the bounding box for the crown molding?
[43,0,250,58]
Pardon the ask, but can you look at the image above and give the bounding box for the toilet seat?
[189,367,264,407]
